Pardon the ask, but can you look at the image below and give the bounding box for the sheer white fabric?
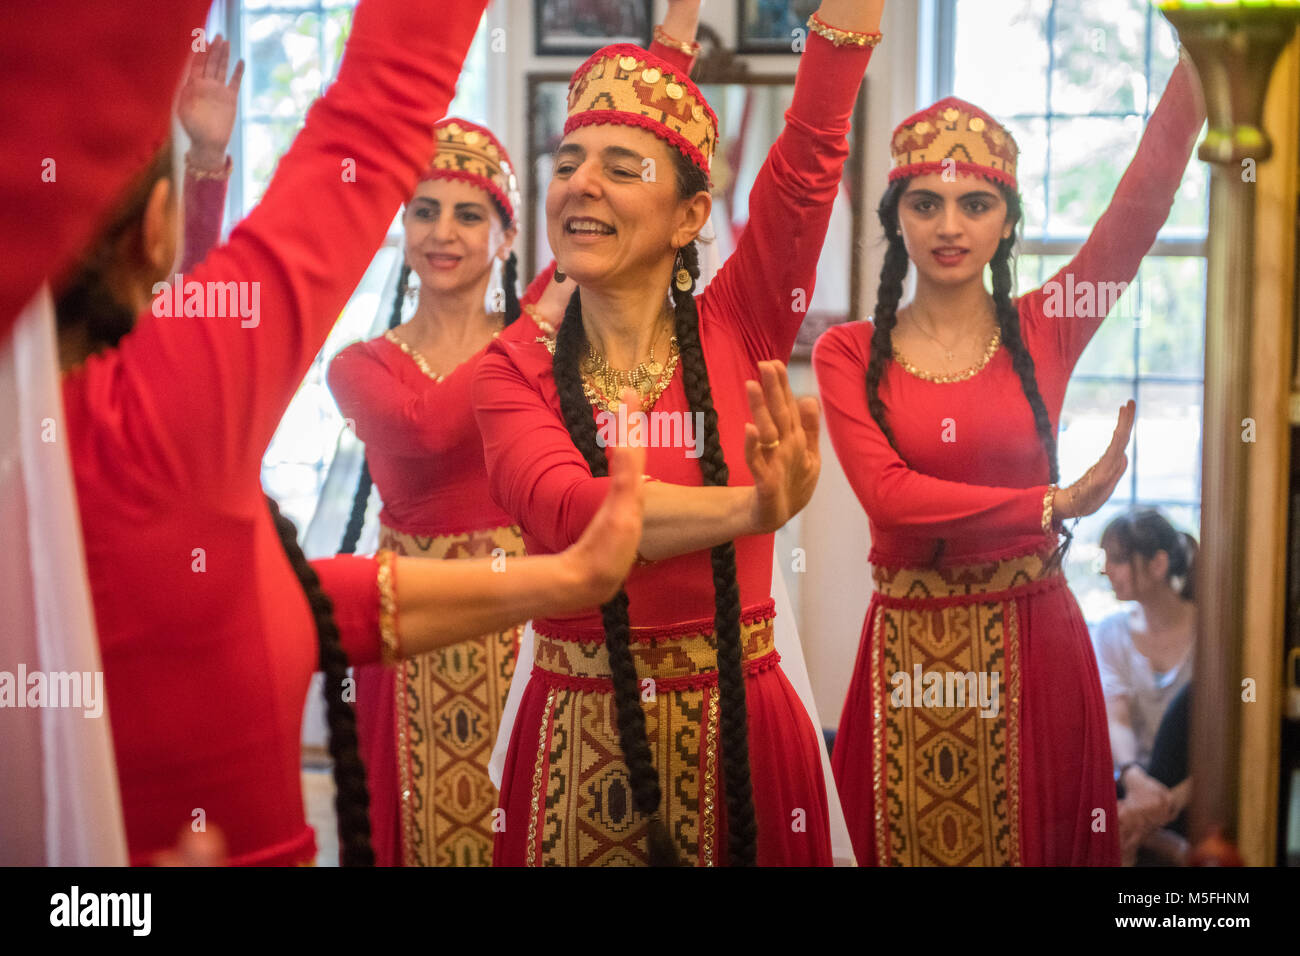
[0,288,128,865]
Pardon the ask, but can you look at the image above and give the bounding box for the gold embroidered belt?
[871,546,1063,608]
[531,613,780,693]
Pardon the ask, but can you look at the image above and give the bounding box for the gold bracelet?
[653,24,701,57]
[185,153,232,182]
[1042,485,1059,535]
[377,549,401,666]
[807,12,883,48]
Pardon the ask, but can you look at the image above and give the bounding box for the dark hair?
[865,176,1073,572]
[339,191,521,553]
[268,497,375,865]
[54,138,374,865]
[547,146,757,867]
[1100,509,1198,602]
[55,139,176,348]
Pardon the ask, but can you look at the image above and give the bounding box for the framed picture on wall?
[534,0,654,56]
[737,0,819,53]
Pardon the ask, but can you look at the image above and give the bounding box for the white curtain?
[0,288,128,865]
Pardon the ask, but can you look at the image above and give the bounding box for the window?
[215,1,492,529]
[943,0,1209,623]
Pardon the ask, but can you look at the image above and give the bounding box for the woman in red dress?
[812,44,1206,865]
[474,0,885,866]
[49,0,649,867]
[327,3,705,869]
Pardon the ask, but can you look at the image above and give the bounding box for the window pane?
[1138,256,1206,377]
[246,12,323,118]
[1059,378,1136,490]
[1009,117,1050,236]
[1049,0,1150,116]
[1047,116,1142,235]
[1072,304,1137,379]
[953,0,1051,118]
[1136,382,1202,502]
[242,119,300,210]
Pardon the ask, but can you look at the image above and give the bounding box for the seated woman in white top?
[1091,508,1197,863]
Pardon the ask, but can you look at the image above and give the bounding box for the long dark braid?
[669,242,758,866]
[339,261,411,554]
[268,496,374,866]
[551,290,681,867]
[865,178,1072,571]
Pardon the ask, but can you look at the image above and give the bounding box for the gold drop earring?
[673,249,693,292]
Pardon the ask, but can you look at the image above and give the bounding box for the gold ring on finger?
[759,438,781,450]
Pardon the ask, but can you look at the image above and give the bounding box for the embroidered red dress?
[812,60,1203,866]
[57,0,487,866]
[473,31,873,867]
[328,38,699,868]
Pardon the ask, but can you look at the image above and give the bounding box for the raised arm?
[699,0,881,364]
[1022,54,1205,373]
[104,0,489,495]
[652,0,702,73]
[177,35,243,271]
[813,325,1053,539]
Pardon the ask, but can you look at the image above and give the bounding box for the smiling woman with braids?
[812,43,1206,865]
[49,0,650,867]
[327,3,705,868]
[474,0,884,867]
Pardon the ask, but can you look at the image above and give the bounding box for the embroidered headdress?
[422,118,520,224]
[889,97,1018,189]
[564,44,719,183]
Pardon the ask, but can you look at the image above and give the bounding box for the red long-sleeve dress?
[57,0,488,866]
[473,31,873,867]
[812,60,1204,866]
[326,38,698,869]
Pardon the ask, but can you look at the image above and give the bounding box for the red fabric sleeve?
[180,164,230,273]
[328,341,478,456]
[0,0,211,338]
[812,324,1051,538]
[698,31,872,364]
[311,555,382,667]
[1020,59,1204,373]
[648,40,696,76]
[74,0,489,500]
[473,341,609,554]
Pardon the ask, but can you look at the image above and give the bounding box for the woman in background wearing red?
[327,0,704,868]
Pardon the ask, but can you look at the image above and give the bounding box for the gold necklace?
[893,325,1001,384]
[384,311,505,383]
[582,337,678,414]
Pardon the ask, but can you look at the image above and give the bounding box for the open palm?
[178,35,244,162]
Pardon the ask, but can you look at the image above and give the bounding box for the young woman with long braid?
[326,2,705,869]
[474,0,885,866]
[812,43,1206,865]
[50,0,650,867]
